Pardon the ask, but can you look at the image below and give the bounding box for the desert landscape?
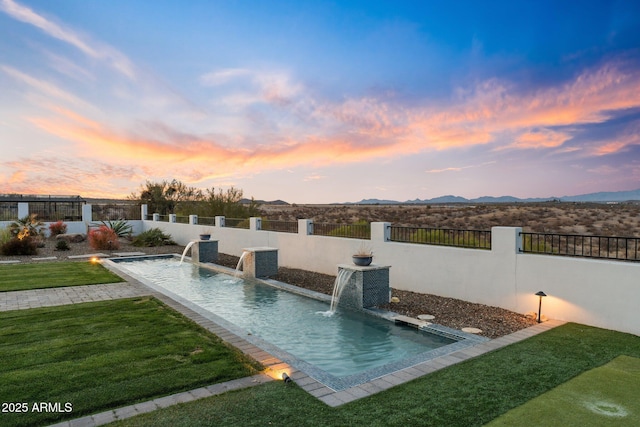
[259,202,640,236]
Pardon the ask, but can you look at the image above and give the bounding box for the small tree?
[129,179,203,215]
[10,214,44,240]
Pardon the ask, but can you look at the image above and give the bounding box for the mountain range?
[348,188,640,205]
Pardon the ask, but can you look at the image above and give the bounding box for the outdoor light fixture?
[282,373,292,383]
[535,291,547,323]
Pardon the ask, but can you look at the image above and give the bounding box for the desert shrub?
[55,240,70,251]
[1,237,38,256]
[132,228,176,247]
[49,220,67,236]
[92,219,132,238]
[88,226,121,250]
[0,227,11,245]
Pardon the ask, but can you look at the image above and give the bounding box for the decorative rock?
[390,297,400,303]
[56,233,86,243]
[462,327,483,334]
[417,314,435,320]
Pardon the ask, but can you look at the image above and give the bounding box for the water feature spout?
[235,250,249,278]
[180,241,196,264]
[329,268,355,313]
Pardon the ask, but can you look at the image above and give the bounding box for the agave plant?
[10,214,44,240]
[92,219,133,238]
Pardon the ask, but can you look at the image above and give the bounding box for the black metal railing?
[389,226,492,249]
[92,203,141,221]
[261,220,298,233]
[520,232,640,262]
[225,218,250,229]
[198,216,215,226]
[157,215,170,222]
[175,215,189,224]
[0,202,18,221]
[312,222,371,239]
[27,201,83,221]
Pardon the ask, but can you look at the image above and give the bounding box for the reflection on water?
[116,257,455,378]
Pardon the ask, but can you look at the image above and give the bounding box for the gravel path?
[2,240,536,339]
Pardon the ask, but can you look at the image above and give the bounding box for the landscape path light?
[535,291,547,323]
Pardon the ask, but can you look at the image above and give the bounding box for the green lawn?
[0,261,123,291]
[487,355,640,426]
[0,298,262,427]
[112,323,640,427]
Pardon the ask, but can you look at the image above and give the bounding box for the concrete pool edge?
[103,255,567,407]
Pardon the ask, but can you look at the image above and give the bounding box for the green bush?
[132,228,176,247]
[1,237,38,256]
[55,240,70,251]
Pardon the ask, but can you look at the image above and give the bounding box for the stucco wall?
[140,218,640,336]
[3,202,638,336]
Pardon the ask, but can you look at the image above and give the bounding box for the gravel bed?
[2,243,536,339]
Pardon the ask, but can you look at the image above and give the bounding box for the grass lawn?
[0,297,262,427]
[112,323,640,427]
[0,261,123,292]
[487,355,640,426]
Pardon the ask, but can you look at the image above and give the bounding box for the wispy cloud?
[303,173,327,181]
[1,65,89,107]
[501,129,572,150]
[0,0,136,78]
[425,161,496,174]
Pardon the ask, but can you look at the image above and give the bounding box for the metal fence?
[261,220,298,233]
[520,232,640,262]
[199,216,215,226]
[175,216,189,224]
[312,222,371,239]
[92,203,141,221]
[0,202,18,221]
[389,226,492,249]
[28,201,84,221]
[225,218,250,229]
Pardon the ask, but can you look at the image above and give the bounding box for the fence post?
[152,213,160,221]
[491,227,522,255]
[18,202,28,218]
[82,204,93,224]
[250,217,262,231]
[298,219,313,235]
[169,214,177,223]
[141,204,148,220]
[189,215,198,225]
[371,222,391,242]
[215,216,225,227]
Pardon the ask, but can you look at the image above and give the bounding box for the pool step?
[392,315,431,329]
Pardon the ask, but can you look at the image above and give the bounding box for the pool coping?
[103,255,567,406]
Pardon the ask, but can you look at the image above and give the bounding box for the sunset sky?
[2,0,640,203]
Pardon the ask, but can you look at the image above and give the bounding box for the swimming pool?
[111,256,486,391]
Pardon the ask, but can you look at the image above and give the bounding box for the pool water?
[113,257,463,389]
